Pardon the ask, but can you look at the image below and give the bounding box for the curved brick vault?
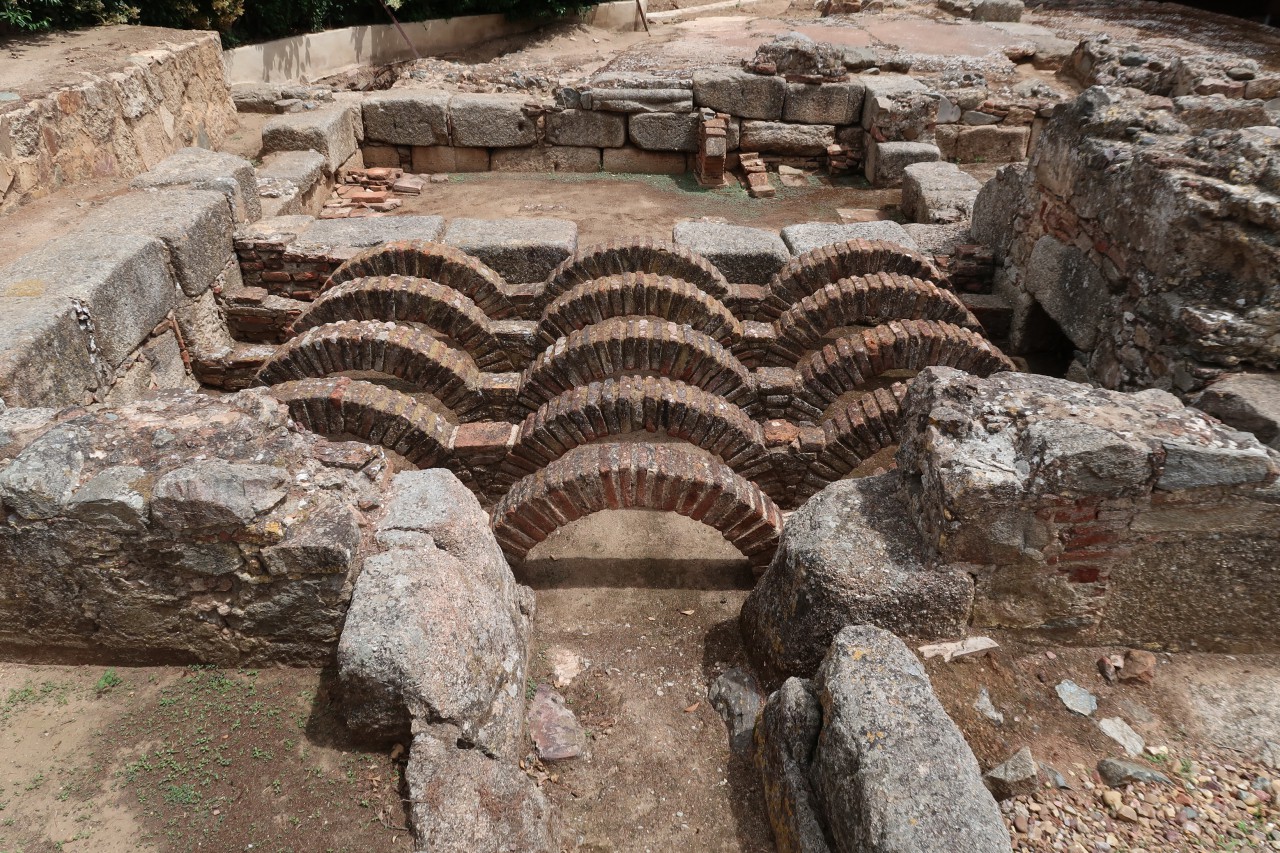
[796,383,908,503]
[498,376,775,495]
[325,240,516,320]
[291,275,515,371]
[254,237,1018,518]
[270,377,457,468]
[760,240,946,321]
[792,320,1015,420]
[256,320,487,420]
[767,273,982,367]
[518,316,757,414]
[491,443,783,567]
[536,272,744,350]
[540,239,731,311]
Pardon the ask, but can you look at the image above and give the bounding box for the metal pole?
[376,0,422,61]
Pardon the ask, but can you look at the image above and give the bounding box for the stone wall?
[0,147,272,409]
[979,83,1280,394]
[742,367,1280,686]
[250,34,1052,189]
[0,31,237,214]
[898,368,1280,651]
[0,388,392,665]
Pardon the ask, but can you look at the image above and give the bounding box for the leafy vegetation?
[0,0,594,43]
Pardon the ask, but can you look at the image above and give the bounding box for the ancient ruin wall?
[898,368,1280,651]
[0,389,392,665]
[0,32,237,214]
[982,82,1280,395]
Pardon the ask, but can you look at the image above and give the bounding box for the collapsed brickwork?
[981,70,1280,395]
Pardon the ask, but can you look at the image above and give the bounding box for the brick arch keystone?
[792,319,1015,420]
[291,275,514,371]
[325,241,516,320]
[255,320,486,420]
[497,376,775,497]
[766,273,982,366]
[491,442,783,568]
[536,273,744,350]
[539,239,731,311]
[794,383,908,502]
[760,240,946,321]
[517,317,756,414]
[268,377,457,469]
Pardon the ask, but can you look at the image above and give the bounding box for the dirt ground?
[399,172,904,244]
[927,639,1280,777]
[0,663,410,853]
[519,510,773,853]
[0,25,203,101]
[2,509,1278,853]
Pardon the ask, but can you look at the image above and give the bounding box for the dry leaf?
[684,701,700,713]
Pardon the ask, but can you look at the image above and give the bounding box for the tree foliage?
[0,0,592,43]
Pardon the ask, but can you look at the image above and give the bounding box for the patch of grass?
[1,680,71,725]
[95,669,123,694]
[162,784,200,806]
[90,667,410,853]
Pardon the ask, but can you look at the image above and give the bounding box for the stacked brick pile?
[696,113,729,186]
[320,167,433,219]
[740,152,775,197]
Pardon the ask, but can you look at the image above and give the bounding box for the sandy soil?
[0,26,208,101]
[520,510,774,853]
[0,663,410,853]
[397,172,901,244]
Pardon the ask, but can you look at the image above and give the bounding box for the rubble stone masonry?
[0,32,237,214]
[898,367,1280,651]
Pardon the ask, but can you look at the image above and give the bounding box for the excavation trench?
[519,509,775,853]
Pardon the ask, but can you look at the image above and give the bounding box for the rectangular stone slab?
[444,218,578,284]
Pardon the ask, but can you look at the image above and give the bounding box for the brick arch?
[539,239,731,311]
[791,319,1015,420]
[518,317,756,414]
[255,320,486,421]
[766,273,982,366]
[497,376,775,497]
[760,240,946,321]
[291,275,514,372]
[490,442,783,567]
[795,383,908,503]
[536,273,744,349]
[268,377,457,468]
[325,241,516,320]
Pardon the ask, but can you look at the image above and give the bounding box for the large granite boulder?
[407,733,556,853]
[741,473,973,681]
[338,469,534,760]
[753,626,1012,853]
